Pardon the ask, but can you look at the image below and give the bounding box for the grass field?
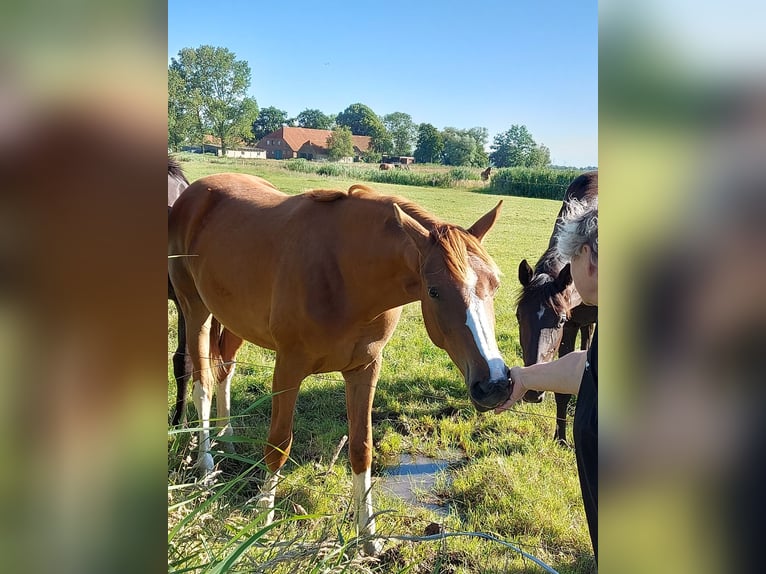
[168,155,595,573]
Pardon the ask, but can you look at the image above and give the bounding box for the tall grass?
[488,167,586,200]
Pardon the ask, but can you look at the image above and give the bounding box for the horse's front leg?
[343,358,383,556]
[553,321,579,445]
[258,353,307,525]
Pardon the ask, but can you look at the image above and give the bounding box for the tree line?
[169,45,552,168]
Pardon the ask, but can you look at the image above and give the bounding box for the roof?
[260,127,371,153]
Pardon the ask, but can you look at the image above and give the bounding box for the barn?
[256,127,371,161]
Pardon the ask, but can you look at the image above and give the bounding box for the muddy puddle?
[378,453,463,516]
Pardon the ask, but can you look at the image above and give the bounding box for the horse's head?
[394,202,511,412]
[515,259,575,401]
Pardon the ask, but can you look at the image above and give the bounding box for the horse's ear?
[393,204,431,252]
[518,259,534,286]
[556,263,574,289]
[467,200,503,242]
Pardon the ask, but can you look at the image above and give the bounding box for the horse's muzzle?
[469,370,512,412]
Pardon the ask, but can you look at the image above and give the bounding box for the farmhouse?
[256,126,371,161]
[182,135,267,159]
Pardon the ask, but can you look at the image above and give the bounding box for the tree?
[296,108,334,130]
[489,125,550,168]
[442,129,475,166]
[383,112,417,156]
[336,103,383,137]
[441,127,487,166]
[414,123,444,164]
[326,126,354,161]
[169,45,259,154]
[168,66,198,151]
[336,103,393,156]
[527,144,552,168]
[466,126,489,166]
[251,106,288,141]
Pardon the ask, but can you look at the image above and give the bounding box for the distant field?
[168,156,595,573]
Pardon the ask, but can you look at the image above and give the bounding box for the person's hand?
[494,366,527,414]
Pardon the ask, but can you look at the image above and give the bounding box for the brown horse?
[515,171,598,444]
[379,163,391,170]
[168,174,511,554]
[481,166,492,182]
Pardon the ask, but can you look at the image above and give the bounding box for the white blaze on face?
[464,267,506,380]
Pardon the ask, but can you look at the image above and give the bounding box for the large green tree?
[168,66,198,151]
[169,45,259,154]
[296,108,334,130]
[326,126,354,161]
[413,123,444,164]
[251,106,288,141]
[527,144,552,168]
[441,127,487,166]
[490,125,550,168]
[383,112,417,156]
[336,103,379,136]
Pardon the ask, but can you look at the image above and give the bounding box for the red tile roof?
[260,127,371,154]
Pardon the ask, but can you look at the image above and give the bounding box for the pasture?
[168,155,594,573]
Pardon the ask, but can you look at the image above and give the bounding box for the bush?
[488,167,585,200]
[449,167,478,182]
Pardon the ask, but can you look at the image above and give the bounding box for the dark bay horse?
[168,158,241,430]
[481,166,492,182]
[168,157,190,425]
[516,171,598,444]
[168,174,511,555]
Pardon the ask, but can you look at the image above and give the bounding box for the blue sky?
[169,0,597,167]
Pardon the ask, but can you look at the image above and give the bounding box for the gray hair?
[556,198,598,264]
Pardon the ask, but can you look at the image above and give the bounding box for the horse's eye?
[428,286,439,299]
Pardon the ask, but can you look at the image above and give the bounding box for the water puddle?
[378,453,459,516]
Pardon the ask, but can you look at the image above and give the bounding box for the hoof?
[195,452,215,476]
[362,538,383,556]
[216,440,236,454]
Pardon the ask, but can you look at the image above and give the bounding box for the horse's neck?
[534,246,564,276]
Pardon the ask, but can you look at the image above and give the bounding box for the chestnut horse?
[480,166,492,182]
[515,171,598,444]
[168,174,511,554]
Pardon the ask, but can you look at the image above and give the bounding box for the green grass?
[168,155,594,573]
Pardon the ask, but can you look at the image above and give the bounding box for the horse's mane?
[515,271,571,318]
[168,155,189,185]
[305,184,499,281]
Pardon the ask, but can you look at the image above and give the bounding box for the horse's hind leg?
[212,321,243,453]
[343,358,383,556]
[171,296,190,426]
[172,284,217,475]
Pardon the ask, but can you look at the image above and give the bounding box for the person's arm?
[494,350,588,414]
